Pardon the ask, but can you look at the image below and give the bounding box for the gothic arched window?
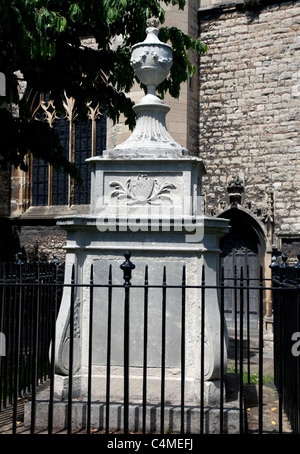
[32,94,106,207]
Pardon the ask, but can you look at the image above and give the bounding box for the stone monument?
[27,19,237,433]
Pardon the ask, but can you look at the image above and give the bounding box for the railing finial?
[280,254,289,268]
[51,253,59,266]
[15,252,24,266]
[120,251,135,285]
[270,255,278,268]
[294,251,300,269]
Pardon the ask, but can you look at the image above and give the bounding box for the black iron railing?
[271,253,300,434]
[0,251,299,435]
[0,253,61,433]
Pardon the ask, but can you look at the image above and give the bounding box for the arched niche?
[218,208,266,333]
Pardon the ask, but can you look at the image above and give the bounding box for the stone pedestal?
[28,18,231,432]
[53,149,229,405]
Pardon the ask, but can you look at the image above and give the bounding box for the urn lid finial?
[146,17,160,28]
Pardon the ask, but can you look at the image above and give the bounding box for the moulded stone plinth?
[53,372,224,406]
[25,375,240,434]
[53,214,229,388]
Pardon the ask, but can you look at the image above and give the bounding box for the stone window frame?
[15,93,106,219]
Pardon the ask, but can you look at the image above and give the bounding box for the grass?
[227,366,274,385]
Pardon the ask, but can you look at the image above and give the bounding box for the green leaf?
[107,7,117,24]
[36,12,43,31]
[57,16,67,32]
[69,3,82,23]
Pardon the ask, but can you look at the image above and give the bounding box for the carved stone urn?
[130,18,173,94]
[114,18,186,155]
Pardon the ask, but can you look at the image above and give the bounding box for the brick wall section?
[198,1,300,245]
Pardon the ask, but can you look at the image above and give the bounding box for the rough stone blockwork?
[17,225,67,262]
[199,1,300,242]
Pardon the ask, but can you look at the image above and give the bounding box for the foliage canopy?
[0,0,207,181]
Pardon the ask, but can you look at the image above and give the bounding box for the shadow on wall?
[0,221,67,265]
[0,220,21,262]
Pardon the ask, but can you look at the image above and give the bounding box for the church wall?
[198,0,300,258]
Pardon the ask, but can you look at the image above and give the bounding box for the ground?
[0,341,293,434]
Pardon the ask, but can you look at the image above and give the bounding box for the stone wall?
[14,224,67,263]
[164,0,199,154]
[0,161,13,262]
[0,167,10,217]
[198,0,300,253]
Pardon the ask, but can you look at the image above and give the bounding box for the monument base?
[53,371,223,406]
[24,375,241,434]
